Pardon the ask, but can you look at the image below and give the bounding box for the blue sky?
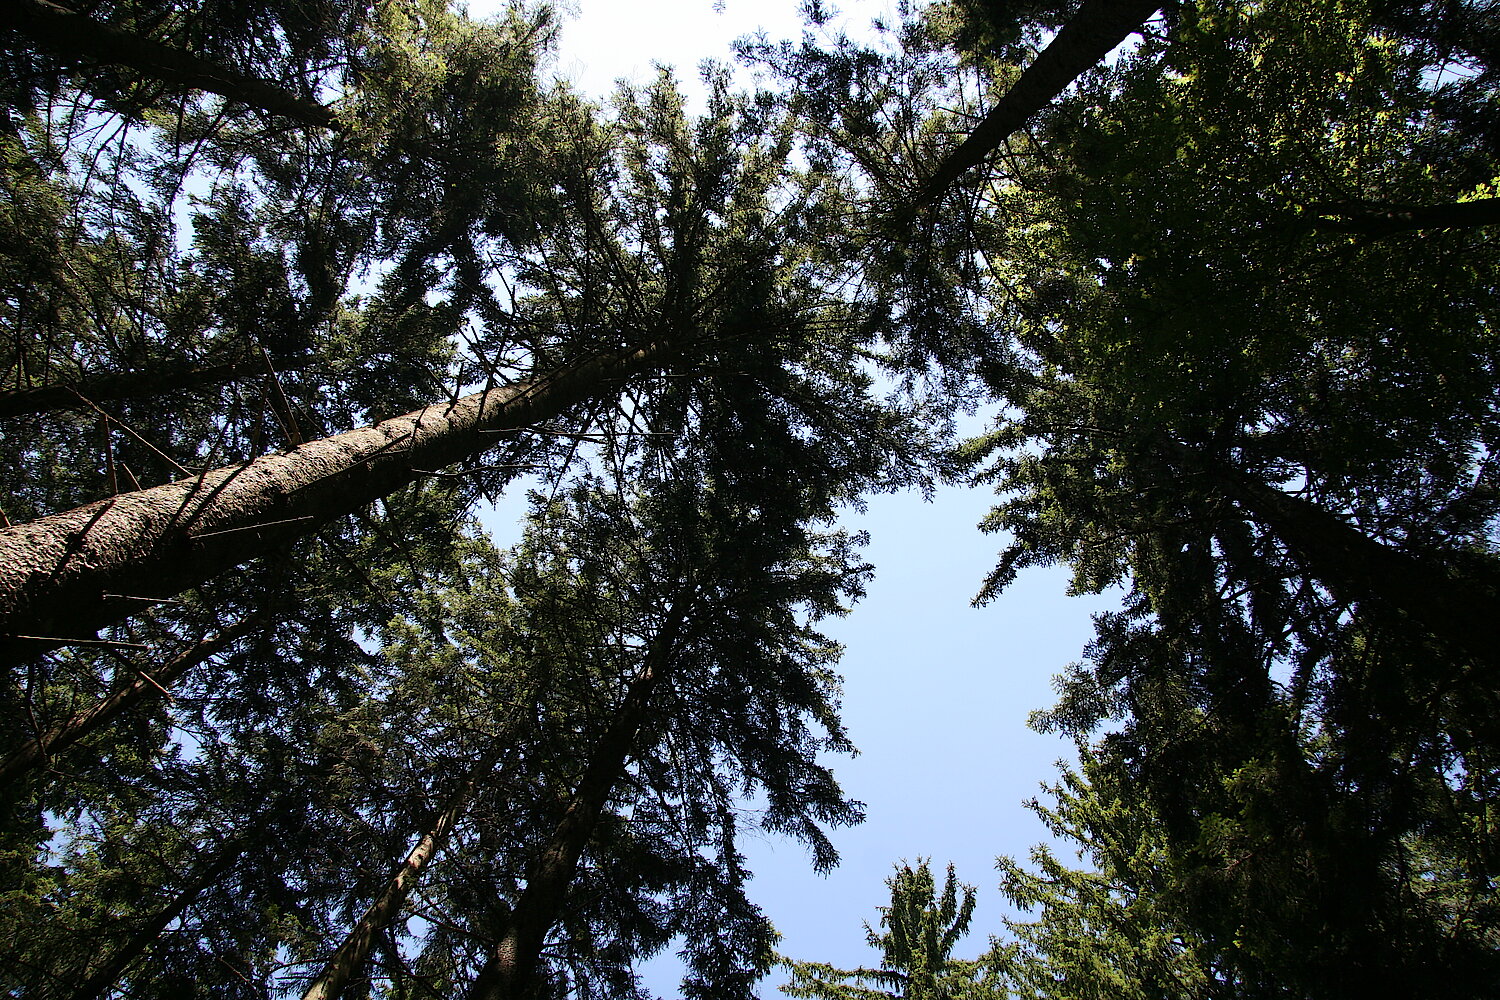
[473,0,1122,990]
[739,482,1120,982]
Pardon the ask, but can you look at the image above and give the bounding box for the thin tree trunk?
[0,613,267,789]
[71,835,248,1000]
[0,354,316,420]
[3,0,338,129]
[913,0,1160,208]
[0,337,679,664]
[467,603,689,1000]
[302,756,497,1000]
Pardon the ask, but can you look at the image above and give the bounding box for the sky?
[472,0,1122,991]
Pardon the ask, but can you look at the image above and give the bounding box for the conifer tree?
[782,860,992,1000]
[950,1,1500,993]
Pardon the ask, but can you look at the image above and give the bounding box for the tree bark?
[0,338,679,664]
[301,757,496,1000]
[466,602,689,1000]
[1309,197,1500,236]
[3,0,337,129]
[0,613,267,789]
[0,354,317,420]
[913,0,1160,208]
[71,834,248,1000]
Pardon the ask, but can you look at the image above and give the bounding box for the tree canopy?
[3,0,1498,997]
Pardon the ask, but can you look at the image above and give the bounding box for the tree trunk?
[301,757,496,1000]
[1221,472,1500,667]
[466,602,689,1000]
[0,338,678,664]
[0,354,316,420]
[0,612,267,789]
[913,0,1160,207]
[3,0,337,128]
[71,835,248,1000]
[1309,197,1500,236]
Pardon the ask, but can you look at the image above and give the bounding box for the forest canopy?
[1,0,1497,997]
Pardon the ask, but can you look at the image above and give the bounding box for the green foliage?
[7,0,1500,996]
[959,0,1500,995]
[782,861,993,1000]
[1,3,941,993]
[989,753,1234,1000]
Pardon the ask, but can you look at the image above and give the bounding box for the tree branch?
[913,0,1160,209]
[1309,197,1500,237]
[0,354,321,420]
[3,0,338,129]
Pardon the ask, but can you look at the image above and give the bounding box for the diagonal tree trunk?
[71,833,250,1000]
[3,0,338,128]
[1137,431,1500,669]
[913,0,1161,208]
[466,602,690,1000]
[301,754,499,1000]
[1219,471,1500,668]
[0,337,681,664]
[0,612,268,789]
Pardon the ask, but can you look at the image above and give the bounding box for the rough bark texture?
[0,613,267,789]
[466,604,688,1000]
[913,0,1160,207]
[301,761,493,1000]
[0,339,675,663]
[3,0,338,128]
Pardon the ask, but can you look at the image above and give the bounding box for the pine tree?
[955,0,1500,994]
[782,860,993,1000]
